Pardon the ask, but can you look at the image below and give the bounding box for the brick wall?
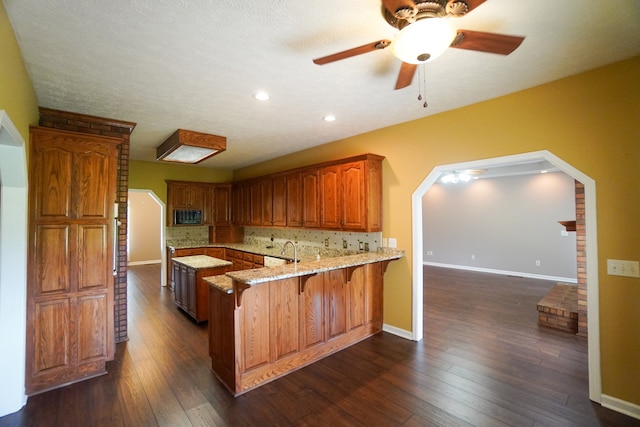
[39,107,136,343]
[575,180,588,336]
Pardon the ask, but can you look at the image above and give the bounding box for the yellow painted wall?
[128,159,233,204]
[235,57,640,404]
[0,2,38,141]
[4,0,638,405]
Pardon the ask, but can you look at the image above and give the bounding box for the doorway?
[411,150,601,403]
[0,111,28,416]
[127,189,166,287]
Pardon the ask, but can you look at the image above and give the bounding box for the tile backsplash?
[244,227,382,253]
[166,225,382,254]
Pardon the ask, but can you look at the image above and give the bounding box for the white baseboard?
[382,323,414,341]
[128,259,161,266]
[423,261,578,284]
[601,394,640,420]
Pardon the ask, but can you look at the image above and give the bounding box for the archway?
[411,150,601,403]
[0,111,29,415]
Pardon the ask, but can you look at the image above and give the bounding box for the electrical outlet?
[358,241,364,251]
[364,242,369,251]
[607,259,640,278]
[471,254,475,260]
[324,238,329,247]
[343,239,348,249]
[426,250,433,256]
[388,238,397,248]
[536,260,541,267]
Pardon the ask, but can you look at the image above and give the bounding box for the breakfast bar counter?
[204,248,403,395]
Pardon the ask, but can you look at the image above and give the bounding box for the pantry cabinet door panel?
[78,224,110,290]
[34,224,71,296]
[33,299,71,375]
[33,147,73,220]
[77,294,109,363]
[75,150,115,220]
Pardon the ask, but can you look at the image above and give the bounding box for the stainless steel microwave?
[173,209,202,225]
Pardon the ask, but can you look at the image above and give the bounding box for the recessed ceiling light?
[323,115,336,122]
[254,91,270,101]
[540,170,548,174]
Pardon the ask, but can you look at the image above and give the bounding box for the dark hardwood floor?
[2,264,638,426]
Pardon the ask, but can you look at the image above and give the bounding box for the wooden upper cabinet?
[260,177,273,226]
[271,174,287,227]
[301,168,320,228]
[172,153,383,232]
[341,161,367,230]
[249,180,262,225]
[318,155,383,232]
[168,182,203,210]
[213,184,232,226]
[319,165,341,229]
[286,172,303,227]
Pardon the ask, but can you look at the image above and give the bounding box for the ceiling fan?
[313,0,525,90]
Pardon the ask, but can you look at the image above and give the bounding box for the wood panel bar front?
[207,261,389,396]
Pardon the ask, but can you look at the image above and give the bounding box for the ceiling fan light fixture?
[391,18,457,64]
[156,129,226,164]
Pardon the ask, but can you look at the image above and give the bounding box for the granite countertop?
[171,255,232,270]
[203,275,233,294]
[225,248,404,286]
[168,241,358,263]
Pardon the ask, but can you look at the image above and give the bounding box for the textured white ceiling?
[5,0,640,170]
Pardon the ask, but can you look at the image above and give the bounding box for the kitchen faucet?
[281,240,298,268]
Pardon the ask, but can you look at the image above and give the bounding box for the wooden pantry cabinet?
[26,127,119,395]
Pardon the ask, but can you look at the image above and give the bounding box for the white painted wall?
[0,111,28,416]
[422,171,577,281]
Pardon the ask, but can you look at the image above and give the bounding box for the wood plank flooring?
[2,264,638,426]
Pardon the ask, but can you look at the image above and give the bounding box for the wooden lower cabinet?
[173,262,228,322]
[208,262,386,395]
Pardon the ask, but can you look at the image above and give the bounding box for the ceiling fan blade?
[395,62,417,90]
[313,40,391,65]
[451,30,525,55]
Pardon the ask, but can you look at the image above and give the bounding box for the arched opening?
[127,189,166,287]
[0,111,29,416]
[411,150,601,402]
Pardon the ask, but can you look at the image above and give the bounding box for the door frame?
[411,149,601,403]
[0,111,29,415]
[127,188,167,286]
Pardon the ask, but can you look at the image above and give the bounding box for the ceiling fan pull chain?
[419,64,428,108]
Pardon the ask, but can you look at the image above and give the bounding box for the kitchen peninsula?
[203,248,403,396]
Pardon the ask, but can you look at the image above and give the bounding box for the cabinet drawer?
[175,248,204,257]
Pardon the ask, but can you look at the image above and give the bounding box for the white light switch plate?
[607,259,640,278]
[387,238,397,248]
